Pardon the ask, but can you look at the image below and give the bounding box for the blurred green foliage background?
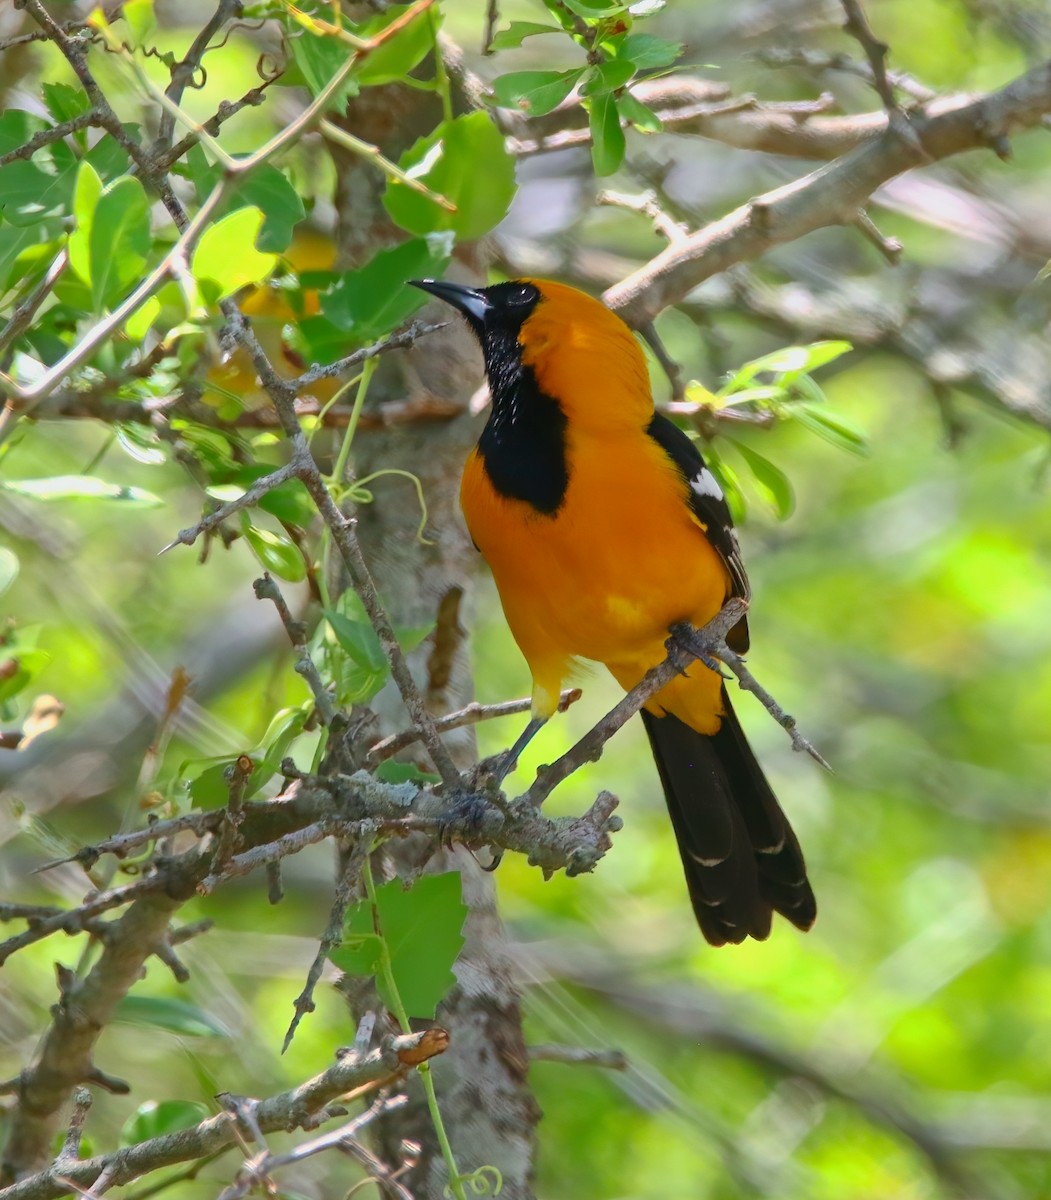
[3,0,1051,1196]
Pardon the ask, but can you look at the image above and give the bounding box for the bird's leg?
[492,716,547,785]
[668,620,730,678]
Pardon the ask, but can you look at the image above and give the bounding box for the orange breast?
[461,426,730,729]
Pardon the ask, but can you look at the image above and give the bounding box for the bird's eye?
[507,283,539,307]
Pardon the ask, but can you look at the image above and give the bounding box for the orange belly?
[461,426,730,731]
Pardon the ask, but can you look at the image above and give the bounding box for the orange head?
[410,277,653,432]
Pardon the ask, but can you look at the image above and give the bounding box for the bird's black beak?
[410,278,490,329]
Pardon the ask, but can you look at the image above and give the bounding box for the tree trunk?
[329,69,541,1199]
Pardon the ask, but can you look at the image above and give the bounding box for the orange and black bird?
[411,277,816,945]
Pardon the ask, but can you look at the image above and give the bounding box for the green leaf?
[374,760,439,785]
[490,68,584,117]
[351,3,434,85]
[0,476,163,506]
[729,439,795,520]
[329,932,384,979]
[89,175,151,310]
[191,207,278,303]
[236,165,306,254]
[257,478,316,527]
[616,91,662,132]
[179,142,221,205]
[0,111,46,156]
[0,158,75,228]
[321,235,451,342]
[290,32,359,113]
[0,225,47,294]
[121,1100,209,1148]
[395,622,434,653]
[188,761,232,807]
[0,548,18,597]
[722,340,853,393]
[340,658,389,704]
[580,59,636,96]
[615,32,683,68]
[702,445,746,524]
[242,520,306,581]
[0,648,50,706]
[42,82,90,124]
[288,313,348,366]
[124,295,161,343]
[325,605,386,672]
[792,402,871,456]
[490,20,562,49]
[558,0,627,17]
[85,129,133,183]
[116,425,167,465]
[115,996,229,1037]
[246,706,309,797]
[384,112,517,240]
[67,161,103,287]
[338,872,467,1018]
[588,92,626,176]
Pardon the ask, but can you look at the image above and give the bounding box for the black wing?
[646,411,750,651]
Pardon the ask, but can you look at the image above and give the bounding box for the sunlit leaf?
[0,476,163,506]
[89,175,151,310]
[191,207,278,303]
[242,520,306,582]
[67,161,103,286]
[384,113,516,240]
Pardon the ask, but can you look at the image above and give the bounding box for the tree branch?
[2,1032,444,1200]
[604,59,1051,325]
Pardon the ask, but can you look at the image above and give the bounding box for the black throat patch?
[476,324,569,515]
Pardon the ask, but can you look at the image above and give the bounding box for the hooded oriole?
[411,277,816,946]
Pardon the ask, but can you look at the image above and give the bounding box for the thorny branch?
[2,1032,443,1200]
[604,59,1051,325]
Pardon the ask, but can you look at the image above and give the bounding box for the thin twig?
[596,189,688,242]
[252,573,336,726]
[528,1044,628,1070]
[0,112,97,167]
[282,831,375,1053]
[155,0,243,153]
[367,688,581,764]
[679,624,830,769]
[840,0,899,114]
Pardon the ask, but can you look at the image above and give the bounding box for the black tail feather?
[641,688,816,946]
